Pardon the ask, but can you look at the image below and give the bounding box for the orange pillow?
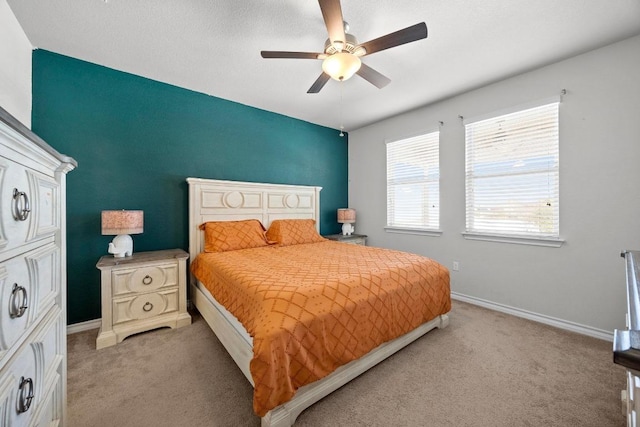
[200,220,271,253]
[266,219,326,246]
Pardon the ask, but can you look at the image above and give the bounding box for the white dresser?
[0,107,76,426]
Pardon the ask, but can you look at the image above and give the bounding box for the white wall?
[349,35,640,338]
[0,0,32,127]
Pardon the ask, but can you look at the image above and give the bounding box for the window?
[464,101,560,244]
[386,131,440,233]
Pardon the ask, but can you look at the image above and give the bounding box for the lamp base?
[108,234,134,258]
[341,223,355,236]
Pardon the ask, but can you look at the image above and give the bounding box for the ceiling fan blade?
[318,0,346,47]
[261,51,323,59]
[357,22,428,56]
[307,73,331,93]
[356,63,391,89]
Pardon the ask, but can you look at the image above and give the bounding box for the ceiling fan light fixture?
[322,52,361,81]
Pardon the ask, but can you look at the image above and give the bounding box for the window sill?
[385,227,442,237]
[461,232,564,248]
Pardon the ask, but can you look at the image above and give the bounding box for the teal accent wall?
[31,50,348,325]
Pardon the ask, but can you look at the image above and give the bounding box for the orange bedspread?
[191,240,450,417]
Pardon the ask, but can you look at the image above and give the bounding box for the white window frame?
[385,130,441,236]
[462,98,564,247]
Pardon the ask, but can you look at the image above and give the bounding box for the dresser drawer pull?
[142,275,153,285]
[17,376,34,414]
[12,188,31,221]
[142,302,154,312]
[9,283,28,319]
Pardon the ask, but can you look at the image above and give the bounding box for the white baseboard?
[451,291,614,342]
[67,318,101,335]
[71,297,613,341]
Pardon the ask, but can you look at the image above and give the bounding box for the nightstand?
[96,249,191,349]
[325,233,367,246]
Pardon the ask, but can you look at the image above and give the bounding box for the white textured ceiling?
[7,0,640,131]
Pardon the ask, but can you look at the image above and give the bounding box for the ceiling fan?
[260,0,428,93]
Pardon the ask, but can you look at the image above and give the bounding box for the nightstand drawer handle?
[17,376,34,414]
[12,188,31,221]
[143,302,154,312]
[10,283,28,319]
[142,275,153,285]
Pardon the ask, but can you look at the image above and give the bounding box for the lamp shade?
[337,208,356,224]
[101,210,144,235]
[322,52,362,81]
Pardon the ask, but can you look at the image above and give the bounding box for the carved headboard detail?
[187,177,322,265]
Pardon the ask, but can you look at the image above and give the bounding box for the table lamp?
[337,208,356,236]
[101,210,143,258]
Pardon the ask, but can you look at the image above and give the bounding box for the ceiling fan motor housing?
[324,33,366,56]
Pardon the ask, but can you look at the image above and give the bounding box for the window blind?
[465,102,559,238]
[387,131,440,230]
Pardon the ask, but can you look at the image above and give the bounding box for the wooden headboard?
[187,177,322,265]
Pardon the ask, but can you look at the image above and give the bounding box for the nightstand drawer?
[112,263,178,296]
[113,289,179,325]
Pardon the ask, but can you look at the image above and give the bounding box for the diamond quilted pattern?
[265,219,326,246]
[191,240,450,416]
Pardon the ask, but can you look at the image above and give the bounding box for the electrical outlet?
[452,261,459,271]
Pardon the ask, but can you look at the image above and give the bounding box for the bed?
[187,177,450,426]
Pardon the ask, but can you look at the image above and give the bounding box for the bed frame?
[187,177,449,427]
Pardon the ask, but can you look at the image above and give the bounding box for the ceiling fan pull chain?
[339,81,345,137]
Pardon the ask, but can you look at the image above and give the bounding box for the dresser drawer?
[112,262,179,297]
[0,244,60,356]
[0,156,60,259]
[112,289,179,325]
[32,369,62,427]
[0,307,62,427]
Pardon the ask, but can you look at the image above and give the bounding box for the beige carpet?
[67,301,626,426]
